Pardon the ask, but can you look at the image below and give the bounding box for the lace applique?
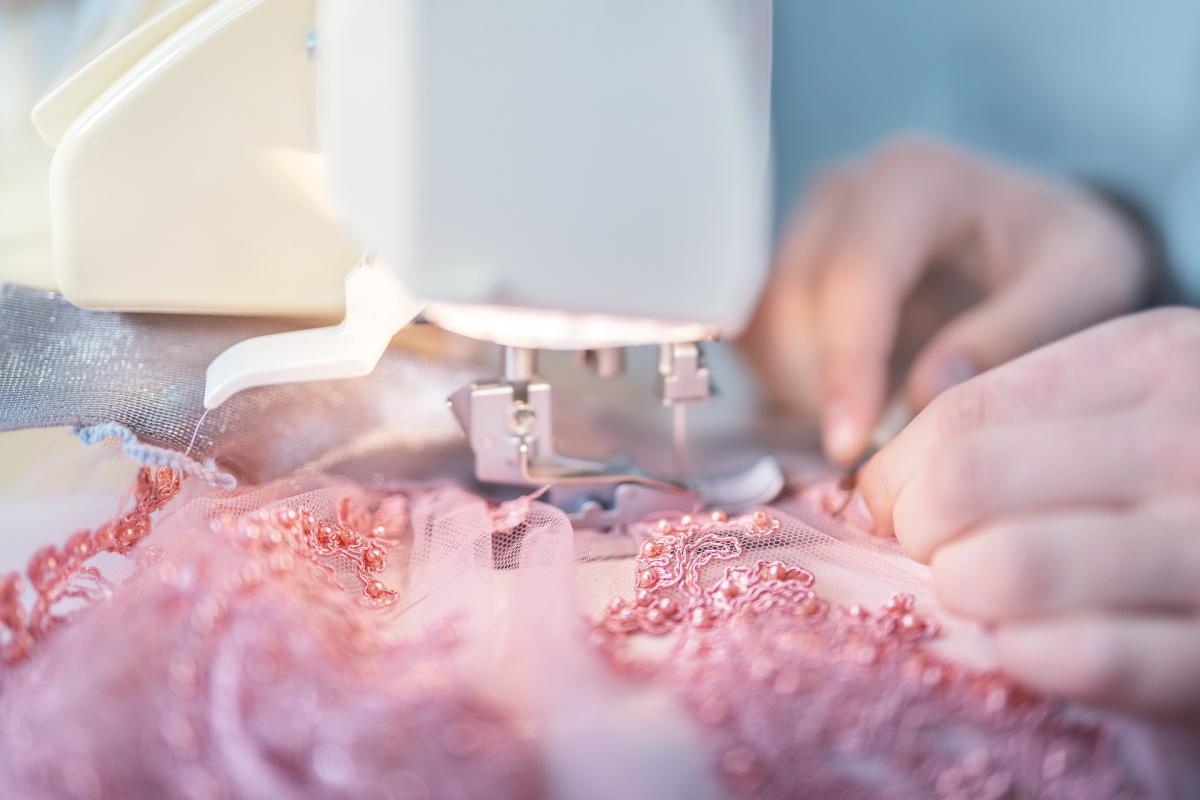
[592,509,1147,799]
[216,506,404,606]
[0,476,539,800]
[1,467,181,667]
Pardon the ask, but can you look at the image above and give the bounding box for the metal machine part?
[449,344,781,528]
[658,342,712,406]
[579,348,626,380]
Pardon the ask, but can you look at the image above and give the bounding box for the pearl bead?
[655,518,674,533]
[366,580,387,598]
[364,546,385,567]
[679,514,694,527]
[751,509,771,528]
[709,510,728,523]
[635,570,659,589]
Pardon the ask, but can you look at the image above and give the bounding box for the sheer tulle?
[0,288,1181,797]
[0,460,1164,799]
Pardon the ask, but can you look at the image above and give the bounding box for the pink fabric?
[0,468,1162,798]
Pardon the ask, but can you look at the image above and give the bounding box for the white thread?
[184,407,212,460]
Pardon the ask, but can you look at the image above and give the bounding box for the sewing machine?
[31,0,779,525]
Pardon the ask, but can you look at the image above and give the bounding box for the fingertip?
[822,405,866,466]
[854,453,896,538]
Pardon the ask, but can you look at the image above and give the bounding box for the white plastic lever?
[203,261,425,409]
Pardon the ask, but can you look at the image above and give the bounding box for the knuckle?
[1129,308,1200,371]
[810,163,855,198]
[930,382,990,439]
[870,135,954,175]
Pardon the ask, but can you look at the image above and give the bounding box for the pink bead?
[709,509,728,523]
[640,540,663,558]
[696,695,729,725]
[635,570,659,589]
[789,567,815,586]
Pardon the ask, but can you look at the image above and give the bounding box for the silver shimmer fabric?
[0,284,468,483]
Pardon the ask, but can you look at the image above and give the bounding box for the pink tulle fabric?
[0,466,1161,799]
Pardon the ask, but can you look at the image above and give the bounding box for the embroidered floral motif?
[0,467,181,667]
[592,509,1144,799]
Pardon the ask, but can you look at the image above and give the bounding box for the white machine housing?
[320,0,774,349]
[28,0,780,522]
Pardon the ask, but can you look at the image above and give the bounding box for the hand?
[857,308,1200,718]
[740,137,1152,464]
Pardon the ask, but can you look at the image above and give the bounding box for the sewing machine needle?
[673,403,689,478]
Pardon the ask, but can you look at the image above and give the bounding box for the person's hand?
[740,137,1152,464]
[857,308,1200,718]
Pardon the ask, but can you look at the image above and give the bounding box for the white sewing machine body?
[31,0,778,524]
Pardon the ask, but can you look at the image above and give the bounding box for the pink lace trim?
[1,467,182,667]
[592,509,1146,798]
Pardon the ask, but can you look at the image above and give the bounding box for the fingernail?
[927,354,978,399]
[823,405,862,464]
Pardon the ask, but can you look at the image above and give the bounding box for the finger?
[996,615,1200,718]
[859,310,1174,536]
[773,165,856,283]
[891,415,1164,562]
[930,504,1200,621]
[740,168,855,412]
[907,215,1146,409]
[815,145,976,463]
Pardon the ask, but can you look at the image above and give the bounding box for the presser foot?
[548,455,785,529]
[449,343,783,529]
